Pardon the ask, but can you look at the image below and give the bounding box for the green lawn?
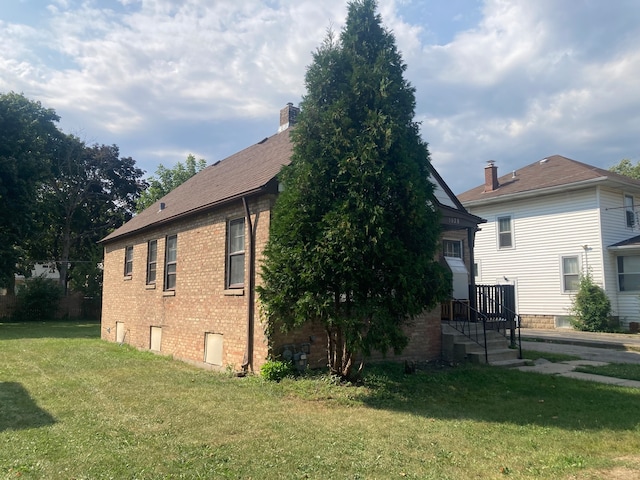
[522,347,640,381]
[574,363,640,382]
[1,321,640,479]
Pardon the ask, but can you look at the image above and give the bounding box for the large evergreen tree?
[258,0,450,380]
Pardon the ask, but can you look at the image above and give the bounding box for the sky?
[2,0,640,195]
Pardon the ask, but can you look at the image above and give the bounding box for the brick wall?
[102,196,273,372]
[102,193,444,373]
[268,307,442,370]
[520,314,556,329]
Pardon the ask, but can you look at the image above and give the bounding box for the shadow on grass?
[0,321,100,340]
[0,382,56,432]
[358,362,640,432]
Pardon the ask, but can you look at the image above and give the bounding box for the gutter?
[461,177,608,208]
[100,185,272,244]
[608,244,640,251]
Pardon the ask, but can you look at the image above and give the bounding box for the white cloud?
[3,0,640,191]
[399,0,640,191]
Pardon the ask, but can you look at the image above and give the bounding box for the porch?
[441,284,524,365]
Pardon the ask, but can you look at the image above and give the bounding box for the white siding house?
[458,155,640,330]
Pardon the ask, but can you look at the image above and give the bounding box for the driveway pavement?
[515,328,640,388]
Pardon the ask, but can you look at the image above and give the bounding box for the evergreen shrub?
[12,276,63,321]
[570,274,611,332]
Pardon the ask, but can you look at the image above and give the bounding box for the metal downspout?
[241,197,255,373]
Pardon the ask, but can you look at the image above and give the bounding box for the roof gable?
[458,155,640,205]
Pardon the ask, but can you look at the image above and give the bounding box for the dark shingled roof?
[610,235,640,248]
[458,155,640,205]
[103,124,479,243]
[102,129,292,243]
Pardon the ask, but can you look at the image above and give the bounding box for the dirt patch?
[570,456,640,479]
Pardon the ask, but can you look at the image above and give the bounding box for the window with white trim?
[497,216,513,248]
[625,194,635,227]
[561,256,580,292]
[443,239,462,258]
[124,246,133,276]
[618,255,640,291]
[164,235,177,291]
[227,218,245,288]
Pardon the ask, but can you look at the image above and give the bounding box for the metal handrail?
[476,290,522,359]
[446,298,490,363]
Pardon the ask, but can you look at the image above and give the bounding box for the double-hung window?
[147,239,157,284]
[618,255,640,291]
[561,256,580,292]
[164,235,177,291]
[227,218,245,288]
[443,239,462,258]
[124,246,133,276]
[497,216,513,248]
[625,194,635,228]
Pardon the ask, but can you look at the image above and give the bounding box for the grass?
[522,346,640,382]
[574,363,640,382]
[521,349,581,363]
[1,321,640,479]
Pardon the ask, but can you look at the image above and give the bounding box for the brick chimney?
[484,160,499,192]
[278,102,300,132]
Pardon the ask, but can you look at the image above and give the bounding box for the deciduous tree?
[610,158,640,179]
[136,154,206,212]
[30,137,146,293]
[258,0,449,380]
[0,92,63,291]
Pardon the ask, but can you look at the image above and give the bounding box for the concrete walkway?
[515,328,640,388]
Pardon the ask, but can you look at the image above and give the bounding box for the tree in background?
[29,136,146,293]
[136,154,207,212]
[0,92,64,292]
[610,158,640,179]
[1,91,146,299]
[258,0,449,380]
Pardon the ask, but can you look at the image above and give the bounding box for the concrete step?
[490,358,531,368]
[468,348,520,364]
[442,323,522,364]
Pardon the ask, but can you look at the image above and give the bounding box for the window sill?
[145,284,156,290]
[224,289,244,296]
[124,275,132,281]
[163,290,176,297]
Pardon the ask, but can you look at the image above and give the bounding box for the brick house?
[100,104,483,372]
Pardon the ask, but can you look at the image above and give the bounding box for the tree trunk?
[57,213,73,295]
[326,325,362,381]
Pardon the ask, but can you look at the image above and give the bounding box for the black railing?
[441,284,523,362]
[476,286,522,359]
[443,299,490,363]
